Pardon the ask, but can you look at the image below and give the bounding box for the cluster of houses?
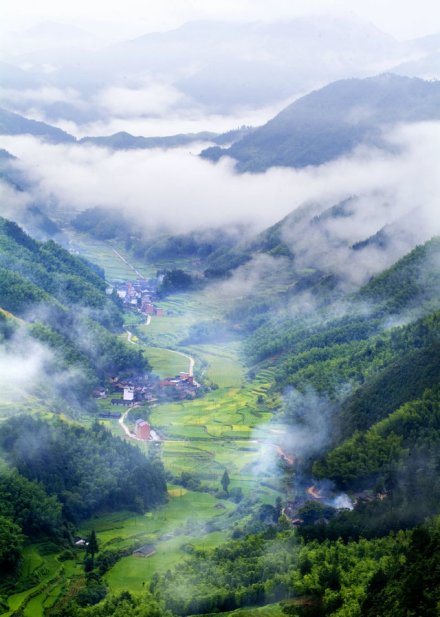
[114,278,164,317]
[158,372,197,399]
[109,378,157,407]
[102,371,198,407]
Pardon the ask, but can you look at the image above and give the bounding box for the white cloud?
[0,179,31,220]
[0,121,439,245]
[2,0,440,39]
[0,334,53,403]
[49,98,291,139]
[0,86,83,106]
[93,81,189,118]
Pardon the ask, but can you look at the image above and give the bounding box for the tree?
[274,497,283,522]
[221,469,231,494]
[0,515,24,574]
[86,529,99,568]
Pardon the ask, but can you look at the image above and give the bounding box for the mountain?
[2,15,406,120]
[147,235,440,616]
[79,131,217,150]
[106,16,402,110]
[0,147,64,240]
[79,127,253,150]
[201,74,440,171]
[0,61,42,89]
[204,189,431,286]
[0,107,75,143]
[393,51,440,80]
[408,31,440,55]
[0,148,15,161]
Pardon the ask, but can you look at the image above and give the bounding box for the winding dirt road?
[166,348,195,377]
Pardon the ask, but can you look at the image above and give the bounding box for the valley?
[1,197,440,617]
[0,236,288,616]
[2,8,440,614]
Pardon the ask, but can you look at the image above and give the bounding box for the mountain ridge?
[201,73,440,171]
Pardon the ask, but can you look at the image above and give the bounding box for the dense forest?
[0,416,167,578]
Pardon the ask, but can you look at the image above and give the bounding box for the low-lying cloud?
[0,121,440,245]
[93,81,190,118]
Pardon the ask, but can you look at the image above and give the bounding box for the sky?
[1,0,440,41]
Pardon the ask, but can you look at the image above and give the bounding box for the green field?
[110,289,281,496]
[65,232,154,281]
[79,490,235,592]
[143,346,190,378]
[186,342,245,388]
[89,285,285,599]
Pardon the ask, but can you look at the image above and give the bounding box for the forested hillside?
[0,416,167,522]
[0,416,167,588]
[201,74,440,171]
[0,217,149,410]
[2,215,440,617]
[0,220,168,612]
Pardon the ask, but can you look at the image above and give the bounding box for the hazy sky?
[2,0,440,40]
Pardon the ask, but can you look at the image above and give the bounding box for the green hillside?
[0,217,148,407]
[201,74,440,171]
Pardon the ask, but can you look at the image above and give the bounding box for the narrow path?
[110,246,146,278]
[118,409,137,439]
[165,348,195,377]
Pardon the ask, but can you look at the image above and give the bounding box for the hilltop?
[201,74,440,171]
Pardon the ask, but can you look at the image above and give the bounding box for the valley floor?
[0,240,288,616]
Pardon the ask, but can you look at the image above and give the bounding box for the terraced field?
[2,546,84,617]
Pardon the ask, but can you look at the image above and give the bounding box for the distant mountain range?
[79,127,253,150]
[0,107,252,150]
[0,15,409,118]
[201,74,440,171]
[3,73,440,176]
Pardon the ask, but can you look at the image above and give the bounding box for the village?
[97,276,200,442]
[113,276,165,318]
[95,369,199,442]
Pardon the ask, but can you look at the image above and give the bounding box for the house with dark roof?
[133,543,156,557]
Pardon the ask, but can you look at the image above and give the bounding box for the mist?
[0,121,439,244]
[0,334,51,403]
[281,387,335,462]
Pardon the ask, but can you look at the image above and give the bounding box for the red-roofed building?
[135,419,151,440]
